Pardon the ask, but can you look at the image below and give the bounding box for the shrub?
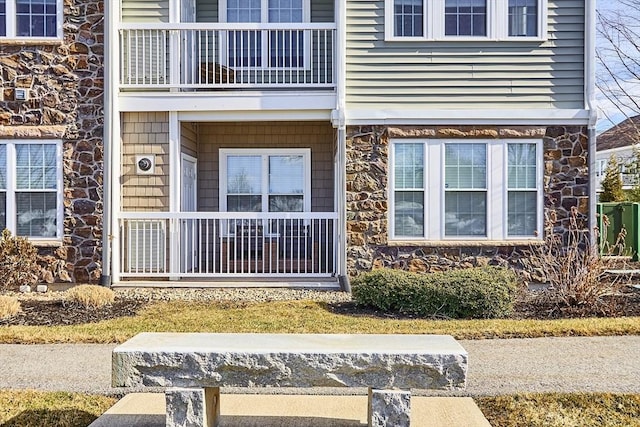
[0,296,21,319]
[0,229,40,292]
[521,206,630,317]
[66,285,115,309]
[352,266,518,319]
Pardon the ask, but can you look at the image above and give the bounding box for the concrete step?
[89,393,492,427]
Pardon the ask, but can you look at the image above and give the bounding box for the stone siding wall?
[345,125,590,278]
[0,0,104,282]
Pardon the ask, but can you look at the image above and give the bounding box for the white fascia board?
[178,109,332,122]
[345,109,591,126]
[118,92,336,113]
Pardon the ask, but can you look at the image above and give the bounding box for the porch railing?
[119,23,336,90]
[118,212,338,278]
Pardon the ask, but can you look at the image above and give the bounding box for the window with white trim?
[0,0,62,39]
[385,0,546,40]
[220,149,311,213]
[0,140,63,239]
[390,139,542,240]
[221,0,310,69]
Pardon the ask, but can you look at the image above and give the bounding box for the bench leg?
[166,387,220,427]
[368,388,411,427]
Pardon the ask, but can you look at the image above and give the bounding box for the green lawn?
[1,300,639,343]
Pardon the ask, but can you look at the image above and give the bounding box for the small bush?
[0,296,21,319]
[66,285,115,309]
[0,229,40,292]
[352,266,518,319]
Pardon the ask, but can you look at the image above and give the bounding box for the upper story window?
[444,0,487,37]
[221,0,310,69]
[0,0,62,40]
[385,0,546,41]
[0,140,63,240]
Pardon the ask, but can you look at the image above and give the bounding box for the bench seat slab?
[113,333,467,391]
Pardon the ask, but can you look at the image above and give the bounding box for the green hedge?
[351,266,518,319]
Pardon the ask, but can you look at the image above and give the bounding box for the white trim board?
[118,92,336,113]
[346,109,592,126]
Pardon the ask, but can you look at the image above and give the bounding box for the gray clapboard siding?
[122,0,169,22]
[345,0,586,111]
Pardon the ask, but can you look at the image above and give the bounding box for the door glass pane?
[269,195,303,212]
[0,191,5,231]
[0,1,6,37]
[445,143,486,189]
[227,195,262,212]
[228,0,262,67]
[508,191,537,236]
[509,0,537,37]
[394,0,423,37]
[269,155,303,194]
[445,0,486,36]
[394,191,424,237]
[0,144,5,189]
[16,192,57,237]
[445,191,486,236]
[227,156,262,194]
[268,0,304,67]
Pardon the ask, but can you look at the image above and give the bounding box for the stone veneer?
[0,0,104,282]
[345,125,590,278]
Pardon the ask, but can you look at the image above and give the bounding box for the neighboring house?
[1,0,596,288]
[0,0,104,283]
[595,115,640,193]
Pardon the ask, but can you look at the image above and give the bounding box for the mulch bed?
[0,299,146,327]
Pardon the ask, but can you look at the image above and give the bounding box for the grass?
[1,390,638,427]
[1,300,639,343]
[0,390,116,427]
[476,392,640,427]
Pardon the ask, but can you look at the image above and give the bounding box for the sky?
[594,0,639,133]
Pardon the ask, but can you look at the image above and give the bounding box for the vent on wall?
[126,220,166,273]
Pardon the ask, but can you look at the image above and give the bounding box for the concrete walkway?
[1,336,639,396]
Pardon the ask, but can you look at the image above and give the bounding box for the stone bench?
[112,332,468,427]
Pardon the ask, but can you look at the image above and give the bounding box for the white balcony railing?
[118,212,338,278]
[119,23,336,90]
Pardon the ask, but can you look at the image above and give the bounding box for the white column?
[169,111,181,279]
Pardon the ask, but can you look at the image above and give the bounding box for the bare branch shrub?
[521,207,630,317]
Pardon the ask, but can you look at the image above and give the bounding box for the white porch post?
[109,0,122,284]
[169,111,181,280]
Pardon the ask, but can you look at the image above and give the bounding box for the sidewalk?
[1,336,639,396]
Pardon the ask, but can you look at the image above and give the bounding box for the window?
[220,149,311,213]
[222,0,309,69]
[0,0,62,39]
[0,140,62,239]
[444,0,487,37]
[390,139,542,240]
[508,0,537,37]
[385,0,545,40]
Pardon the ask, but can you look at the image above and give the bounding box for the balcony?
[119,23,336,91]
[118,212,338,279]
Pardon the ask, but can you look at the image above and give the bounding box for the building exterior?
[1,0,596,288]
[595,115,640,194]
[0,0,105,283]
